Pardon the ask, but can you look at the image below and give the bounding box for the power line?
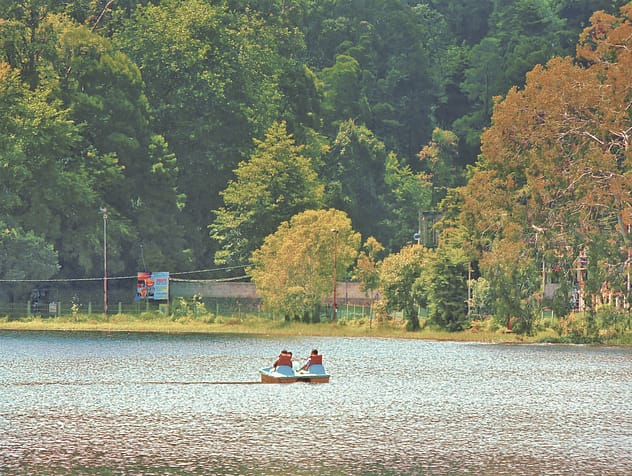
[170,265,246,276]
[0,265,248,283]
[170,275,250,283]
[0,276,123,283]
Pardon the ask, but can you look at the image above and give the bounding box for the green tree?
[0,4,185,277]
[427,0,493,45]
[418,128,463,206]
[455,37,504,157]
[248,208,360,320]
[368,2,440,159]
[304,0,443,160]
[423,239,469,331]
[278,63,322,138]
[319,54,366,133]
[0,221,59,302]
[55,20,186,272]
[378,244,429,331]
[383,151,433,248]
[0,61,104,276]
[354,236,384,299]
[211,121,324,265]
[450,0,595,163]
[0,0,61,89]
[481,235,541,334]
[325,120,396,245]
[491,0,569,87]
[113,0,285,266]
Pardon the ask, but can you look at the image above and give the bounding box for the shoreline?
[2,315,627,346]
[0,315,527,342]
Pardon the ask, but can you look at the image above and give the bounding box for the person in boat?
[299,349,322,372]
[272,349,293,371]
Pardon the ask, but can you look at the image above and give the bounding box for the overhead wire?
[0,265,249,283]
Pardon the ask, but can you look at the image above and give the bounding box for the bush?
[536,315,559,334]
[559,312,589,337]
[171,295,208,318]
[510,316,531,335]
[336,317,349,326]
[536,335,603,344]
[139,312,157,321]
[595,308,626,331]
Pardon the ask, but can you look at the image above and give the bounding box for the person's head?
[280,349,288,355]
[311,349,318,355]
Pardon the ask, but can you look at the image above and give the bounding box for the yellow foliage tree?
[248,209,361,320]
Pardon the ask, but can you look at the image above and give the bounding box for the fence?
[0,295,376,322]
[0,279,377,321]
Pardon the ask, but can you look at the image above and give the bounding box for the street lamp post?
[101,207,108,316]
[467,261,472,317]
[332,229,338,321]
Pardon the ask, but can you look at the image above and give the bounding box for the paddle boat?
[259,362,330,384]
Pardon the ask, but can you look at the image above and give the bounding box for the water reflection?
[1,331,631,475]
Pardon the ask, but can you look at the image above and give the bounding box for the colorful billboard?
[136,272,169,301]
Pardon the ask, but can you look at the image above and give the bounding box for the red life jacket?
[309,354,322,365]
[277,354,292,367]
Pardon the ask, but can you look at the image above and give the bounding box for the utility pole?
[331,228,339,321]
[101,207,108,316]
[467,261,472,317]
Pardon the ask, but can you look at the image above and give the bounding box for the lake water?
[0,331,630,475]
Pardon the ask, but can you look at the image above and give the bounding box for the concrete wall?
[170,280,375,305]
[170,281,260,299]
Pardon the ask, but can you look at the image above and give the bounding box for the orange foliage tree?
[458,4,632,328]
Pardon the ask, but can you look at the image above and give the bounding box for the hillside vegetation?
[0,1,630,341]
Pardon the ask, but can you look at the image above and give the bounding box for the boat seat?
[307,364,326,375]
[275,365,295,376]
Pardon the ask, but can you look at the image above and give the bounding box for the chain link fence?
[0,280,375,322]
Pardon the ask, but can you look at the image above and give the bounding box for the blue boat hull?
[259,365,330,384]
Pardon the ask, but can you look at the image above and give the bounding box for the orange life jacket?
[309,354,322,365]
[277,354,292,367]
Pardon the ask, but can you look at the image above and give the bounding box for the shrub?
[171,295,209,318]
[336,317,349,326]
[557,311,588,337]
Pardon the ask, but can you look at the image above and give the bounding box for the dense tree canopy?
[0,0,628,338]
[56,20,186,272]
[0,60,102,276]
[113,0,287,265]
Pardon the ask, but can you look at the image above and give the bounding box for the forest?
[0,0,630,337]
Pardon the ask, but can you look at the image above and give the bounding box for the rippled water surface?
[1,331,630,475]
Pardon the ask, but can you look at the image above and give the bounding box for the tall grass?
[0,312,554,343]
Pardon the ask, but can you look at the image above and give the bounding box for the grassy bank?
[0,313,558,344]
[2,313,630,345]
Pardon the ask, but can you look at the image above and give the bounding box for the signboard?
[136,272,169,301]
